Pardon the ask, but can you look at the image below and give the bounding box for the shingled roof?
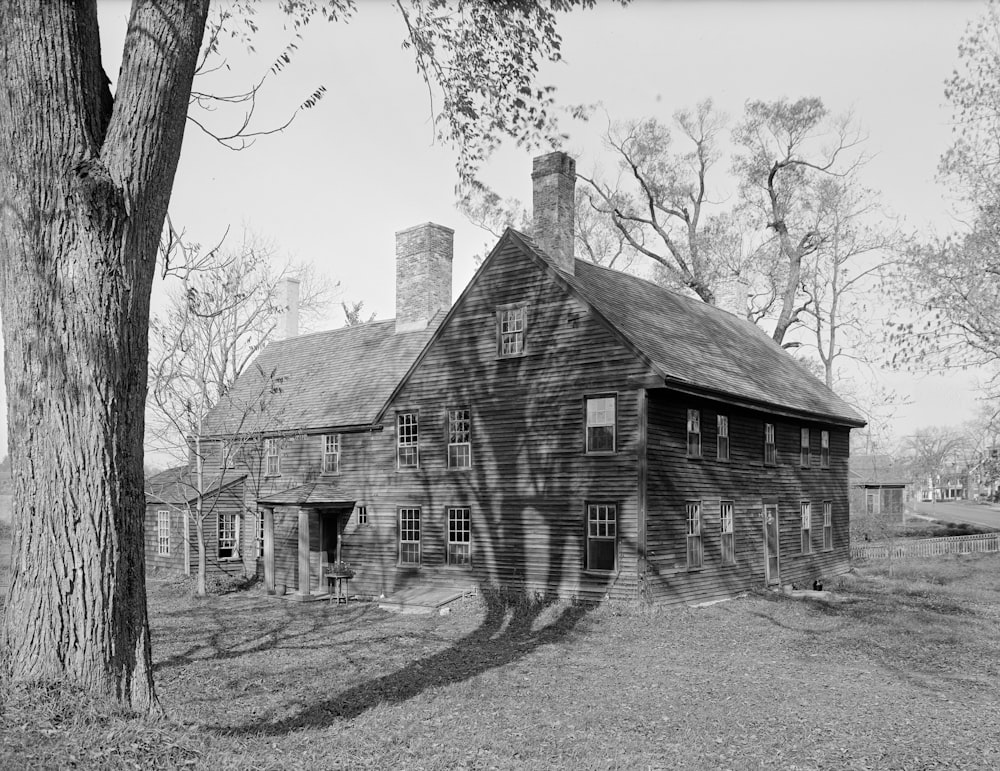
[202,317,441,436]
[145,465,247,505]
[509,230,865,427]
[849,455,910,487]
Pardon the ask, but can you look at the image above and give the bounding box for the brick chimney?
[277,277,300,339]
[395,222,454,333]
[532,151,576,275]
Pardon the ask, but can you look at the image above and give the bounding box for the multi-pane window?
[686,501,703,569]
[497,305,526,357]
[764,423,776,465]
[264,438,280,476]
[717,415,730,461]
[800,428,811,467]
[399,508,421,565]
[586,396,616,453]
[447,408,472,468]
[356,505,368,526]
[218,512,239,559]
[586,502,617,571]
[823,501,833,551]
[687,409,702,457]
[219,442,237,469]
[157,510,170,555]
[800,502,812,554]
[322,434,340,474]
[397,412,419,469]
[447,507,472,566]
[720,501,735,566]
[256,511,264,558]
[820,430,830,468]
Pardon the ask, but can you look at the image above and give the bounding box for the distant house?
[151,152,865,604]
[849,454,909,515]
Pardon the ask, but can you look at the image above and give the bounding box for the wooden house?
[849,454,909,516]
[176,151,865,605]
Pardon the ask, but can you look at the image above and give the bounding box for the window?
[686,501,703,569]
[397,412,419,469]
[586,502,617,571]
[823,501,833,551]
[264,438,280,476]
[720,501,735,566]
[219,442,237,469]
[687,409,702,457]
[157,510,170,555]
[820,430,830,468]
[800,502,812,554]
[447,507,472,566]
[219,512,239,560]
[717,415,730,461]
[356,505,368,526]
[447,408,472,468]
[800,428,810,467]
[256,511,264,558]
[764,423,776,465]
[585,395,616,453]
[322,434,340,474]
[399,508,420,565]
[497,305,526,357]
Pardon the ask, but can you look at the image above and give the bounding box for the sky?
[0,0,989,457]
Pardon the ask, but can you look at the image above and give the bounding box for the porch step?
[378,587,465,615]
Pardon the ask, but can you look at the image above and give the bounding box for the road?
[912,499,1000,530]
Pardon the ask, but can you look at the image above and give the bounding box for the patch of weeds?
[205,572,259,595]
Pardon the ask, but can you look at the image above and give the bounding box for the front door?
[763,503,780,586]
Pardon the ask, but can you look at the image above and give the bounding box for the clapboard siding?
[644,391,851,605]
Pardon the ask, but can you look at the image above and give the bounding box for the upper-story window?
[497,305,527,357]
[585,395,616,453]
[264,438,280,476]
[800,428,811,467]
[397,412,419,469]
[717,415,730,461]
[764,423,776,465]
[820,430,830,468]
[447,408,472,468]
[322,434,340,474]
[687,409,702,457]
[219,441,237,469]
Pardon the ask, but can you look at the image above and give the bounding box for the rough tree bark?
[0,1,209,711]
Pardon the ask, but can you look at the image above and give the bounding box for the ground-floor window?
[800,502,812,554]
[686,501,703,569]
[823,501,833,551]
[218,512,239,560]
[157,510,170,555]
[399,508,421,565]
[586,502,617,571]
[720,500,735,566]
[447,507,472,566]
[256,511,264,558]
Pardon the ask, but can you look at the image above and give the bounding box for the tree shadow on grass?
[217,592,589,737]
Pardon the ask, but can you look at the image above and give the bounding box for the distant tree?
[342,300,376,326]
[898,427,968,492]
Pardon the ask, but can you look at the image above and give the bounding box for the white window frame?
[356,504,368,526]
[447,507,472,566]
[497,305,527,357]
[219,441,237,469]
[399,507,421,565]
[823,501,833,551]
[764,423,776,465]
[322,433,340,474]
[397,412,419,469]
[717,415,730,461]
[447,408,472,468]
[686,501,703,569]
[687,409,702,458]
[218,511,240,560]
[820,430,830,468]
[157,509,170,555]
[256,511,264,559]
[800,501,812,555]
[264,438,280,476]
[720,500,735,566]
[585,395,617,454]
[800,427,810,468]
[585,502,618,572]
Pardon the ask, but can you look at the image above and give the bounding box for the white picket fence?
[851,532,1000,561]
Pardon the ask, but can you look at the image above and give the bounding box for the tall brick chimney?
[395,222,454,332]
[532,151,576,275]
[277,277,300,340]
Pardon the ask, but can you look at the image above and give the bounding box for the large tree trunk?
[0,1,208,711]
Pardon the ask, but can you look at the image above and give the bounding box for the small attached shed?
[849,455,908,516]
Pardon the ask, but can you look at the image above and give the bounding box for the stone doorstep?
[378,587,466,615]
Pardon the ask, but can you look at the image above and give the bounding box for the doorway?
[763,503,780,586]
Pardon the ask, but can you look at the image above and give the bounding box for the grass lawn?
[2,550,1000,769]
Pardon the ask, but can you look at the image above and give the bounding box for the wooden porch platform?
[378,587,465,614]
